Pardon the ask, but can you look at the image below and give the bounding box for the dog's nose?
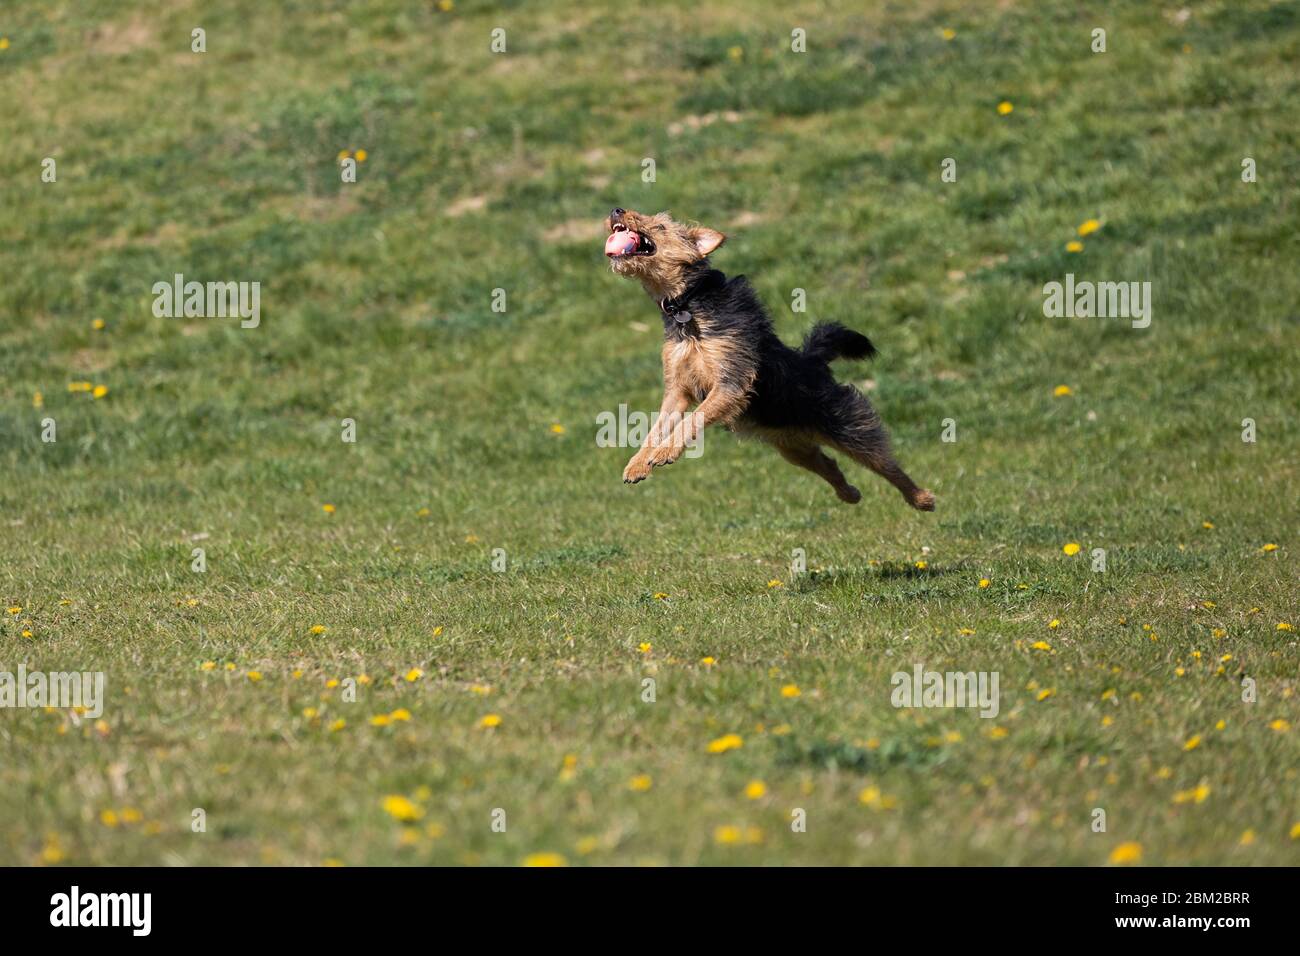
[610,207,625,220]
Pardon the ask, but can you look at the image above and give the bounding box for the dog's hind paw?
[837,484,862,504]
[910,489,936,511]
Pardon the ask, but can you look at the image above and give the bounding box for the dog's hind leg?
[774,440,861,504]
[825,396,934,511]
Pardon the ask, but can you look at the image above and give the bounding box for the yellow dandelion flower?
[574,836,599,855]
[1289,822,1300,840]
[996,100,1013,115]
[1277,622,1293,631]
[100,809,120,827]
[1037,688,1055,701]
[653,592,668,600]
[858,786,896,810]
[246,670,263,682]
[381,795,423,822]
[91,318,106,331]
[988,726,1008,739]
[416,507,431,517]
[355,149,368,163]
[1065,240,1083,253]
[1268,719,1290,732]
[321,504,335,514]
[1048,619,1061,629]
[1260,543,1278,552]
[478,713,502,729]
[522,852,567,867]
[1077,219,1101,236]
[744,780,767,800]
[628,774,653,792]
[1108,841,1142,864]
[310,625,327,634]
[707,733,744,754]
[40,838,65,864]
[766,578,783,588]
[7,606,21,615]
[405,668,423,682]
[1053,384,1072,396]
[438,0,454,11]
[390,708,411,722]
[369,714,391,727]
[1102,715,1114,727]
[33,391,43,408]
[1239,829,1256,846]
[727,45,744,61]
[638,642,652,654]
[941,28,956,40]
[700,656,716,667]
[329,718,346,732]
[302,707,319,719]
[714,825,742,845]
[1031,641,1052,651]
[1183,735,1201,751]
[68,381,92,392]
[1062,542,1081,555]
[978,577,991,588]
[780,684,801,698]
[1215,719,1225,730]
[200,661,216,671]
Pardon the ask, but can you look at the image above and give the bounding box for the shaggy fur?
[604,207,934,511]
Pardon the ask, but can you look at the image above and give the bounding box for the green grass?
[1,0,1297,866]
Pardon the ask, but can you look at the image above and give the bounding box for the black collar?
[659,269,725,327]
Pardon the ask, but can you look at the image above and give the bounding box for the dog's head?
[603,208,725,299]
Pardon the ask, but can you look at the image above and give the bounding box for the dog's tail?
[800,321,878,364]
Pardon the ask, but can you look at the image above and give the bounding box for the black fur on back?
[665,265,880,435]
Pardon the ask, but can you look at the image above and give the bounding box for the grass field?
[2,0,1297,866]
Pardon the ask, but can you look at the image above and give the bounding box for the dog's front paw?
[646,441,686,469]
[623,454,653,484]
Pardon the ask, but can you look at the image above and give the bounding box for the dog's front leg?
[646,387,747,469]
[624,389,690,483]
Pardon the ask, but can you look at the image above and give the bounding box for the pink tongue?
[605,230,638,256]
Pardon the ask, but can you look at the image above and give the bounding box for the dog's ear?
[688,226,726,256]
